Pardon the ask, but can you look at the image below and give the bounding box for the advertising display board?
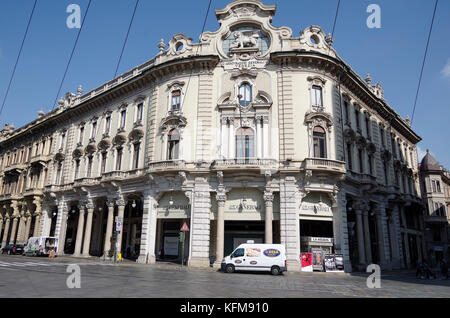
[312,248,324,272]
[301,253,313,272]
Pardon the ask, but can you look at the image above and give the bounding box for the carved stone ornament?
[381,150,392,162]
[305,111,333,132]
[344,128,356,143]
[72,148,84,159]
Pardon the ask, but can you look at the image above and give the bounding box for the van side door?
[231,248,245,269]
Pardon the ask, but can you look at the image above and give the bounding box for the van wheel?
[271,266,281,276]
[225,264,235,274]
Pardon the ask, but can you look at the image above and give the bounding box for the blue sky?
[1,0,449,168]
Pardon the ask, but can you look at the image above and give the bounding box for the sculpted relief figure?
[230,30,259,49]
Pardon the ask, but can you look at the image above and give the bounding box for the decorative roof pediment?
[305,111,334,132]
[161,112,187,132]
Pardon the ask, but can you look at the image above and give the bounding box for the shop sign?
[312,248,324,272]
[301,253,313,272]
[310,237,333,243]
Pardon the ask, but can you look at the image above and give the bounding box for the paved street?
[0,254,449,298]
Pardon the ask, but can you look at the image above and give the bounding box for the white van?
[24,237,59,256]
[221,243,287,275]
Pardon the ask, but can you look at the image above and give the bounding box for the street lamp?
[169,197,174,207]
[132,200,137,209]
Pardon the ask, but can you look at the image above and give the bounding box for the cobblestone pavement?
[0,254,449,298]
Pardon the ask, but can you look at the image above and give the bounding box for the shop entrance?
[156,219,190,264]
[224,221,264,256]
[300,219,334,254]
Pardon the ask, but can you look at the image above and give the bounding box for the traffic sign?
[180,222,190,232]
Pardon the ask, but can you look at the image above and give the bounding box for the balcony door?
[236,128,255,160]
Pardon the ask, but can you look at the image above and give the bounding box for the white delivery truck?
[221,242,287,275]
[24,237,59,257]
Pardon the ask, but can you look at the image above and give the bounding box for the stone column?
[214,193,226,266]
[279,176,301,271]
[17,211,26,245]
[33,213,41,237]
[103,200,115,258]
[263,117,269,158]
[363,210,372,264]
[55,200,69,255]
[354,208,366,266]
[1,216,11,248]
[9,216,19,245]
[82,204,94,257]
[189,179,212,268]
[228,119,235,159]
[116,199,126,257]
[256,117,262,158]
[73,205,86,257]
[24,213,32,243]
[221,118,228,158]
[264,192,274,244]
[403,232,411,268]
[375,206,387,267]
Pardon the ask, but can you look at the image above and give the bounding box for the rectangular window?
[79,126,84,144]
[346,143,353,171]
[365,117,371,138]
[120,110,127,129]
[172,90,181,111]
[437,181,441,193]
[380,127,385,148]
[343,101,349,123]
[368,154,373,175]
[116,148,123,171]
[74,160,80,180]
[311,86,323,107]
[358,149,364,173]
[383,162,388,185]
[91,121,97,139]
[355,110,360,130]
[60,133,66,150]
[137,103,144,122]
[104,116,110,135]
[133,143,140,169]
[432,180,437,193]
[87,156,93,178]
[101,152,107,174]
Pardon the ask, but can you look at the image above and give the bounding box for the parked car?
[2,244,24,255]
[221,242,287,275]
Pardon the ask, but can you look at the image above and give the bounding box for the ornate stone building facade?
[419,151,450,266]
[0,0,424,271]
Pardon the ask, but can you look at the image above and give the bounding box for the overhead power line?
[52,0,92,110]
[0,0,38,119]
[331,0,341,39]
[411,0,439,125]
[113,0,140,79]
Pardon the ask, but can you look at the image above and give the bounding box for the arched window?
[168,129,180,160]
[171,90,181,111]
[238,83,252,107]
[236,128,255,159]
[313,126,327,159]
